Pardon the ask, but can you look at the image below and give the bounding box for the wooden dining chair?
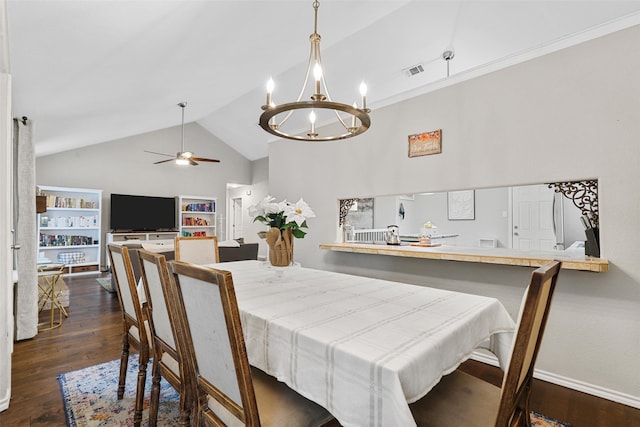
[409,260,562,427]
[136,249,193,427]
[165,260,335,427]
[174,235,220,265]
[106,243,151,427]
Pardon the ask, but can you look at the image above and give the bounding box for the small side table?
[37,263,67,330]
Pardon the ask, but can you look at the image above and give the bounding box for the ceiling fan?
[146,102,220,166]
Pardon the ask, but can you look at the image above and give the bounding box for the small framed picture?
[447,190,475,220]
[408,129,442,157]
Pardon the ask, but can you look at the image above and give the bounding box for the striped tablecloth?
[209,260,515,427]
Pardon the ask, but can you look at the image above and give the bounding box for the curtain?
[13,118,37,340]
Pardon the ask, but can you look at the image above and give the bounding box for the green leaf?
[253,215,267,223]
[292,228,306,238]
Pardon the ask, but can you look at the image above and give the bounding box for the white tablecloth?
[208,261,515,427]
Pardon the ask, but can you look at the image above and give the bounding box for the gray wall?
[36,122,253,268]
[268,25,640,405]
[226,157,270,258]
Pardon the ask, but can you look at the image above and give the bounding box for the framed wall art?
[408,129,442,157]
[447,190,475,220]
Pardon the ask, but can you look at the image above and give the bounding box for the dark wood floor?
[1,273,639,426]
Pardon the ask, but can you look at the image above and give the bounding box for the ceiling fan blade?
[145,150,174,157]
[192,157,221,163]
[189,159,198,166]
[154,158,176,164]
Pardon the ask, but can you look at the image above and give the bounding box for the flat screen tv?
[110,193,176,232]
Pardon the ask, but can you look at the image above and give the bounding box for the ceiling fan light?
[148,102,220,166]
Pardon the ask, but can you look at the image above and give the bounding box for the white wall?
[268,25,640,406]
[36,122,252,268]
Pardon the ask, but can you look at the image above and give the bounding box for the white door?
[232,197,243,240]
[511,184,560,251]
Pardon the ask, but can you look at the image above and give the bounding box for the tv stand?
[107,230,178,243]
[105,231,179,269]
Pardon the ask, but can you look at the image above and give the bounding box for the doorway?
[510,184,564,250]
[231,197,243,240]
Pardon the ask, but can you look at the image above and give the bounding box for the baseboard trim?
[471,351,640,410]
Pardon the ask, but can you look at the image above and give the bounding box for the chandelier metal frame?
[259,0,371,142]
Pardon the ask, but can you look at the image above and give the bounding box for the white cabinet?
[37,186,102,275]
[105,231,178,269]
[106,231,179,244]
[177,195,216,237]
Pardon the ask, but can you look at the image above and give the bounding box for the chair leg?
[133,355,149,427]
[178,390,191,427]
[193,394,207,427]
[117,335,130,400]
[149,362,162,427]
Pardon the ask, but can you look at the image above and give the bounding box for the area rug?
[96,276,115,293]
[531,411,573,427]
[58,355,179,426]
[58,357,572,427]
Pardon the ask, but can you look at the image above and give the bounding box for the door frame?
[1,72,14,411]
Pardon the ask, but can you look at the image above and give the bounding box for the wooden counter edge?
[319,243,608,273]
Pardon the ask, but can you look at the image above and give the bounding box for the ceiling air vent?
[406,64,424,77]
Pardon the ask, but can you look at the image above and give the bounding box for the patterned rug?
[531,411,573,427]
[96,276,115,293]
[58,355,179,426]
[58,357,572,426]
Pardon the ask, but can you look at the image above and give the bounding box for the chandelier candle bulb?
[314,64,322,95]
[360,81,368,110]
[309,110,316,134]
[266,78,274,106]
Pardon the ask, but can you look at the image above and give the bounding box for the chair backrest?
[174,236,220,265]
[137,249,177,352]
[167,260,261,426]
[107,243,145,326]
[495,260,562,426]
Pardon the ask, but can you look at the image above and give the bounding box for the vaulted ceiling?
[7,1,640,161]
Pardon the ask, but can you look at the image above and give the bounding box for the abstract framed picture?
[447,190,475,220]
[408,129,442,157]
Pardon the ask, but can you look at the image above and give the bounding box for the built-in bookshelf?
[37,185,102,275]
[177,195,216,237]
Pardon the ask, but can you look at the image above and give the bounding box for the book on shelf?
[181,202,214,212]
[44,195,97,209]
[182,217,210,226]
[39,233,95,247]
[181,230,208,237]
[40,215,98,228]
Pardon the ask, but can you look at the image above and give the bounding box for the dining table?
[205,260,516,427]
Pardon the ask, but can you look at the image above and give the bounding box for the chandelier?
[259,0,371,142]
